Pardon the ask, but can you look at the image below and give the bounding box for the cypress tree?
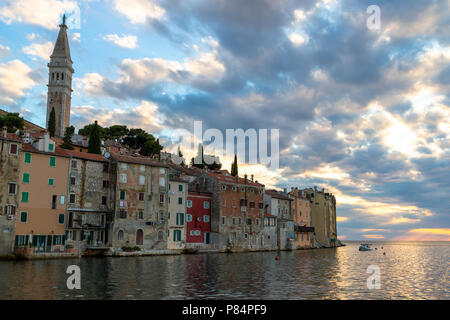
[88,121,101,154]
[61,126,75,150]
[231,154,238,176]
[48,108,56,137]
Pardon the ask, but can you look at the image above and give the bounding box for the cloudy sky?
[0,0,449,241]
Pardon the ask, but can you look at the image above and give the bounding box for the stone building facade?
[167,177,188,250]
[65,150,111,254]
[190,171,265,251]
[289,187,314,249]
[302,187,337,248]
[261,213,278,250]
[0,131,21,257]
[264,189,295,250]
[108,153,169,250]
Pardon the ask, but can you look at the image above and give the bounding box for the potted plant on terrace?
[65,244,75,253]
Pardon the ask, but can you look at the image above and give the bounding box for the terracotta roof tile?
[265,189,293,200]
[207,172,264,187]
[110,153,168,167]
[21,143,70,157]
[63,149,107,162]
[0,132,21,142]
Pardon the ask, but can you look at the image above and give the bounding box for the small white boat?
[359,244,373,251]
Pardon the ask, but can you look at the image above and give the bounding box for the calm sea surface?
[0,241,448,300]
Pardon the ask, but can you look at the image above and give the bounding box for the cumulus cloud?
[0,0,78,30]
[103,34,138,49]
[75,48,225,98]
[22,41,53,60]
[71,100,164,134]
[0,44,11,60]
[0,59,36,105]
[113,0,165,24]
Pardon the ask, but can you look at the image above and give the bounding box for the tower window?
[52,73,55,80]
[61,73,64,80]
[56,73,59,80]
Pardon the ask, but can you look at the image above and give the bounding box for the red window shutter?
[10,144,17,154]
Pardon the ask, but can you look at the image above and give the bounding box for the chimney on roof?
[244,174,247,184]
[283,188,287,193]
[2,126,7,138]
[196,182,200,192]
[251,174,254,182]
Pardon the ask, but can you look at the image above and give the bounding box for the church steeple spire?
[46,14,74,138]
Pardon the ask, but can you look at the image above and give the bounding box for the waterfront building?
[167,176,188,250]
[261,212,278,250]
[64,150,111,254]
[190,171,265,251]
[108,153,169,250]
[186,190,212,249]
[15,133,70,253]
[46,16,74,138]
[168,163,202,183]
[264,189,295,250]
[301,187,337,247]
[0,130,21,257]
[289,187,314,249]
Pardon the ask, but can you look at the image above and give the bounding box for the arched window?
[56,73,59,80]
[52,72,55,80]
[136,229,143,245]
[61,73,64,80]
[157,230,163,241]
[118,230,124,240]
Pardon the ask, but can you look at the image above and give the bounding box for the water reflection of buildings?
[181,254,219,299]
[6,260,69,299]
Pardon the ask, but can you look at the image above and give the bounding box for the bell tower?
[46,14,74,138]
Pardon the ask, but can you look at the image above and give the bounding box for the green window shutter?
[58,214,65,224]
[176,213,184,225]
[120,191,125,200]
[173,230,176,241]
[48,178,54,186]
[49,144,54,151]
[24,153,31,163]
[178,197,182,204]
[23,173,30,183]
[49,157,56,167]
[179,184,183,191]
[20,211,27,222]
[21,192,29,203]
